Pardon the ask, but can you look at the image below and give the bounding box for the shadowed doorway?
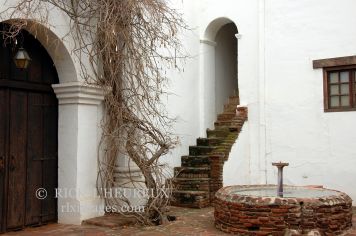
[215,23,238,115]
[0,24,58,233]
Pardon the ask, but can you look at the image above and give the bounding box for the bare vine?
[1,0,187,225]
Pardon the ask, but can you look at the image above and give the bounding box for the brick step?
[181,154,225,167]
[214,120,244,127]
[171,190,210,208]
[211,148,231,156]
[208,153,226,160]
[181,155,210,167]
[211,150,228,157]
[215,121,242,126]
[189,146,215,155]
[223,103,237,113]
[174,167,210,178]
[217,112,236,121]
[218,142,235,148]
[196,137,222,146]
[216,143,233,150]
[214,127,239,134]
[170,98,247,209]
[228,126,240,132]
[223,132,239,142]
[225,132,239,140]
[172,178,210,191]
[214,125,241,133]
[233,116,246,121]
[228,96,240,104]
[214,126,240,133]
[206,129,231,138]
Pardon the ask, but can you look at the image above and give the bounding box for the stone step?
[181,155,210,167]
[174,167,210,178]
[172,178,210,191]
[196,137,222,146]
[171,190,210,208]
[189,146,215,155]
[217,112,236,121]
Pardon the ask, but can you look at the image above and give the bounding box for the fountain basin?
[214,185,352,235]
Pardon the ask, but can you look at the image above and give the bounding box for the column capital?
[200,39,217,47]
[52,82,105,105]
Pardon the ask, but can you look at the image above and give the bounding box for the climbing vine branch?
[1,0,187,225]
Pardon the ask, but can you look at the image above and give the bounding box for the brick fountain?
[214,162,353,235]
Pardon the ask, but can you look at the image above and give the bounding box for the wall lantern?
[14,47,31,69]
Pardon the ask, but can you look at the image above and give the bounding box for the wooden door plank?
[25,93,43,226]
[7,90,27,230]
[41,93,58,223]
[0,89,7,233]
[0,25,59,232]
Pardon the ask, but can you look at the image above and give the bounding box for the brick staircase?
[171,96,248,208]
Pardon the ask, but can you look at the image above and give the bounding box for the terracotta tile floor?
[3,207,356,236]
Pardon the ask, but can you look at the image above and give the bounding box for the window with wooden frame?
[313,55,356,112]
[323,66,356,112]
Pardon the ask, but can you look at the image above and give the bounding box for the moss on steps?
[171,96,247,208]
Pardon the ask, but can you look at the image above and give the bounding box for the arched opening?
[199,17,239,132]
[0,20,105,226]
[214,23,238,114]
[0,23,59,232]
[1,19,78,84]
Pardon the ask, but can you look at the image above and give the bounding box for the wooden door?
[0,25,58,233]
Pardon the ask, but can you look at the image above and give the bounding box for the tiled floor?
[2,207,356,236]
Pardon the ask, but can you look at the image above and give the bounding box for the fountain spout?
[272,162,289,197]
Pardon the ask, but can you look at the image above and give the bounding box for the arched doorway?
[214,23,238,114]
[0,24,58,232]
[199,18,239,133]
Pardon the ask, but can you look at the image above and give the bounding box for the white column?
[199,39,217,136]
[114,155,143,187]
[113,154,146,207]
[52,82,105,224]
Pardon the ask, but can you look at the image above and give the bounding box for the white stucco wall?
[163,0,261,182]
[167,0,356,204]
[161,0,201,170]
[163,0,260,184]
[42,0,356,207]
[206,0,356,204]
[263,0,356,203]
[223,122,251,186]
[2,0,356,227]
